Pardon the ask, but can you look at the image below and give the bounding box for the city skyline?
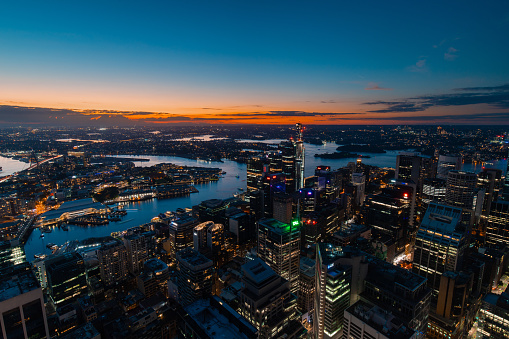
[1,1,509,125]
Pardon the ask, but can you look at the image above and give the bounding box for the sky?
[0,0,508,125]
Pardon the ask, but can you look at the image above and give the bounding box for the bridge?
[0,155,63,183]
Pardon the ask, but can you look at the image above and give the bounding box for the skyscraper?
[168,215,199,262]
[364,184,413,254]
[352,173,366,206]
[137,258,169,298]
[362,255,431,337]
[314,243,352,339]
[298,257,315,314]
[478,168,503,217]
[239,257,302,338]
[273,193,293,224]
[294,123,305,191]
[257,217,300,293]
[0,263,50,339]
[176,248,213,307]
[123,233,149,275]
[445,170,483,227]
[97,237,128,286]
[413,203,467,297]
[437,155,462,180]
[396,152,422,183]
[45,252,87,307]
[485,200,509,248]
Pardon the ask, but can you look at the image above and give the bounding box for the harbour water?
[5,142,505,260]
[0,156,31,176]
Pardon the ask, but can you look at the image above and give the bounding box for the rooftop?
[300,257,315,278]
[346,300,417,339]
[366,255,427,293]
[185,296,257,339]
[242,257,276,285]
[40,198,106,221]
[258,217,298,235]
[59,323,100,339]
[143,258,168,273]
[177,248,212,269]
[0,263,40,302]
[419,202,463,235]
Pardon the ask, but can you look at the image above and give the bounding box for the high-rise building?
[437,155,462,180]
[273,193,293,224]
[298,257,315,314]
[445,170,483,227]
[294,123,305,191]
[485,201,509,248]
[0,241,25,269]
[352,173,366,206]
[239,258,303,339]
[123,233,149,275]
[302,204,343,248]
[413,203,467,298]
[246,156,269,193]
[444,170,479,210]
[396,152,422,183]
[193,221,212,252]
[207,222,224,253]
[168,215,199,262]
[176,248,213,307]
[364,185,412,254]
[478,168,503,217]
[137,258,169,298]
[97,237,128,286]
[362,256,431,338]
[314,243,352,339]
[428,271,474,339]
[315,166,342,205]
[421,178,446,210]
[198,199,229,224]
[0,263,50,339]
[261,172,286,218]
[45,252,87,307]
[478,289,509,339]
[279,141,297,192]
[257,218,300,293]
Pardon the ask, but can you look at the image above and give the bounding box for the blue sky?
[0,1,508,124]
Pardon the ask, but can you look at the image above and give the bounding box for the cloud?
[433,39,447,49]
[408,58,428,72]
[454,84,509,92]
[267,111,361,117]
[0,105,366,126]
[364,83,509,113]
[363,112,509,123]
[320,100,337,104]
[365,83,392,91]
[444,47,458,61]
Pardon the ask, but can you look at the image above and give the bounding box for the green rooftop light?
[292,220,299,226]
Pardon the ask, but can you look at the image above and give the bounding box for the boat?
[61,224,68,231]
[43,227,52,233]
[238,188,244,191]
[235,175,240,178]
[40,233,44,238]
[46,243,55,249]
[34,253,47,259]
